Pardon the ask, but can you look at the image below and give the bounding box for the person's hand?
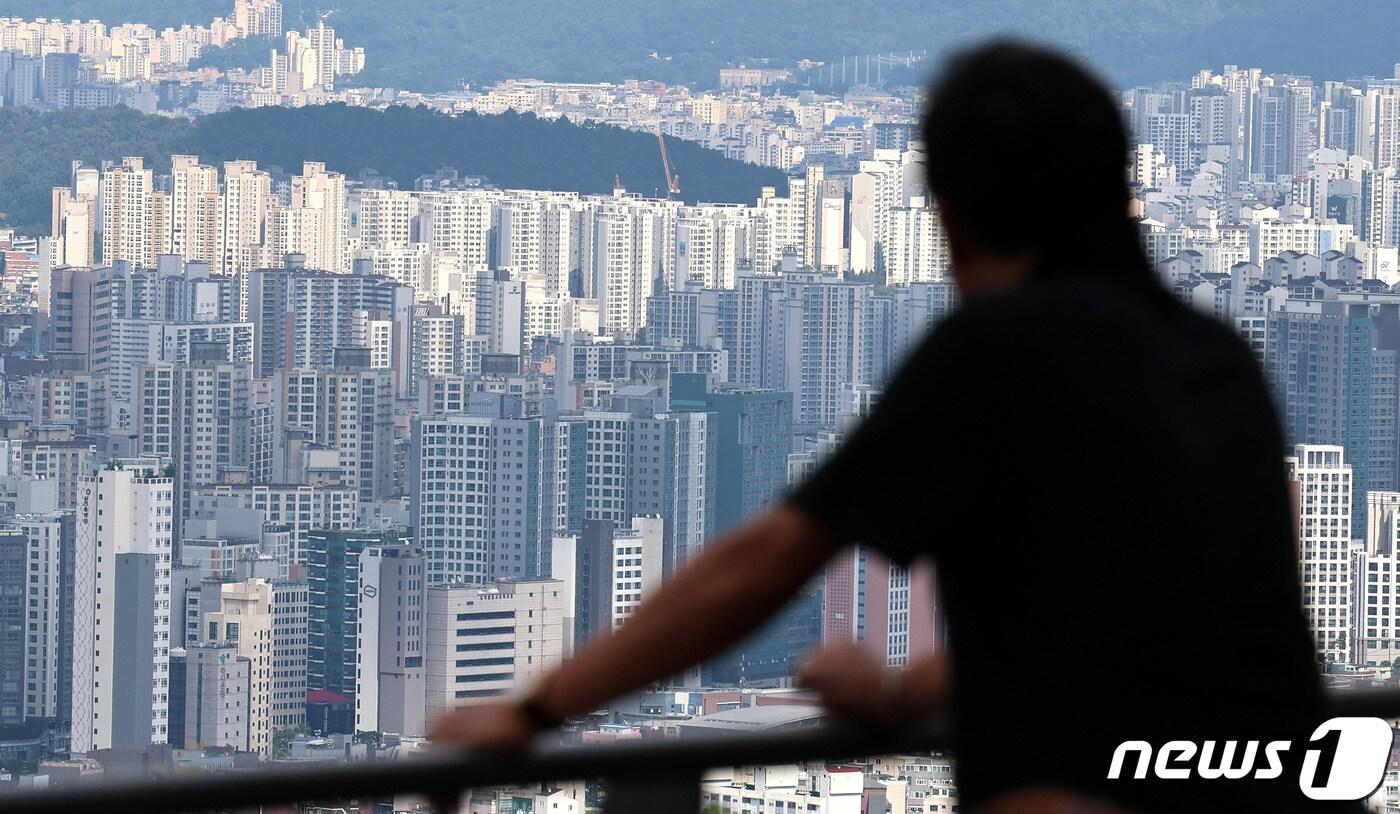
[975,788,1135,814]
[429,700,537,753]
[798,642,898,725]
[427,702,540,814]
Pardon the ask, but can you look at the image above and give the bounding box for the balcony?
[2,687,1399,814]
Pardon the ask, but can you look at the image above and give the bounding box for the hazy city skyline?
[5,2,1400,813]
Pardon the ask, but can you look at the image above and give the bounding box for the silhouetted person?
[434,42,1344,813]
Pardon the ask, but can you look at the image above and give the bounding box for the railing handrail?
[2,688,1398,814]
[0,720,951,814]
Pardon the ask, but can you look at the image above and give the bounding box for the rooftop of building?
[673,704,826,735]
[306,689,352,706]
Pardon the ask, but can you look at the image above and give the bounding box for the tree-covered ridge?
[0,104,786,237]
[5,0,1400,90]
[188,35,279,73]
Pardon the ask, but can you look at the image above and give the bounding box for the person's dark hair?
[921,40,1149,279]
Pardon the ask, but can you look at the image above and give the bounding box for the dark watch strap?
[518,691,564,731]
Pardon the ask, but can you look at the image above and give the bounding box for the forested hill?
[7,0,1400,90]
[0,104,786,237]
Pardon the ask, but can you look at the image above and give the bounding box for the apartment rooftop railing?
[2,688,1399,814]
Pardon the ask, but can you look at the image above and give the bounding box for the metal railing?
[3,688,1399,814]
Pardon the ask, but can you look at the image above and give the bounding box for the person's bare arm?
[431,503,840,748]
[800,644,950,725]
[896,650,952,717]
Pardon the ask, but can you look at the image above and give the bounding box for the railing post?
[605,770,702,814]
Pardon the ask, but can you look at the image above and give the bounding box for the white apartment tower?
[495,197,546,276]
[420,190,496,268]
[287,162,349,272]
[280,364,395,501]
[233,0,283,37]
[71,466,175,754]
[1351,492,1400,667]
[752,184,805,272]
[51,183,96,269]
[849,150,906,277]
[355,546,426,737]
[271,579,308,730]
[885,199,949,285]
[1288,444,1354,663]
[590,199,672,336]
[607,516,664,630]
[355,188,416,250]
[18,513,74,721]
[100,157,156,269]
[137,351,253,521]
[200,579,274,757]
[413,308,466,385]
[424,579,565,722]
[219,160,272,281]
[410,411,544,584]
[368,244,433,291]
[167,155,221,265]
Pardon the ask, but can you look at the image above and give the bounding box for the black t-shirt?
[788,273,1346,813]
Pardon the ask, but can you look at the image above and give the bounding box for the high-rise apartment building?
[232,0,284,40]
[1265,301,1400,536]
[275,162,349,273]
[199,579,274,757]
[181,643,250,751]
[167,155,221,266]
[191,483,359,566]
[17,513,76,728]
[70,466,175,753]
[1288,444,1354,663]
[219,160,272,280]
[246,265,412,394]
[271,579,308,730]
[51,182,96,269]
[280,357,395,501]
[354,545,426,737]
[737,258,886,430]
[137,343,254,529]
[306,528,412,699]
[419,190,496,269]
[671,377,792,536]
[884,201,949,285]
[99,157,157,269]
[550,516,663,644]
[411,405,545,584]
[47,266,113,374]
[16,439,100,513]
[589,198,674,336]
[1351,491,1400,667]
[849,149,922,278]
[423,578,565,722]
[0,529,26,727]
[550,403,714,570]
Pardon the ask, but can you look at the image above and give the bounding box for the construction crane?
[654,123,681,199]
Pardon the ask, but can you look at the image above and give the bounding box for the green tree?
[188,36,278,73]
[272,726,308,758]
[0,105,782,238]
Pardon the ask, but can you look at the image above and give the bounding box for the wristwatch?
[517,681,565,731]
